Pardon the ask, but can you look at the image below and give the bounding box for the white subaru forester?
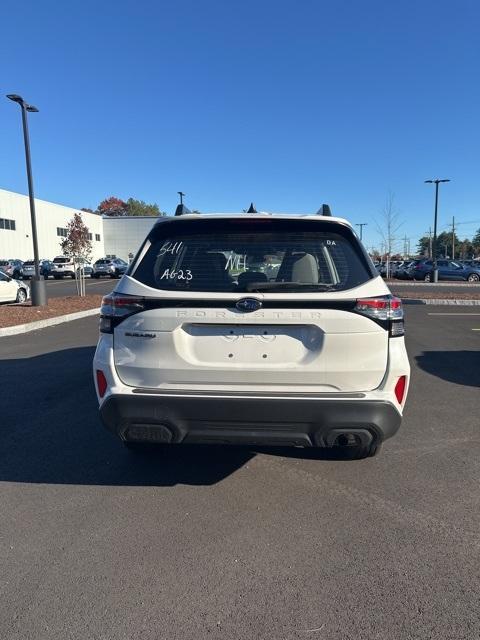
[93,209,410,459]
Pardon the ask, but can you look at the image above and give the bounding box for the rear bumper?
[99,392,402,447]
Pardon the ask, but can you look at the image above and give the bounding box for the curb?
[402,298,480,306]
[0,308,99,338]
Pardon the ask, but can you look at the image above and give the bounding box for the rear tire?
[424,273,432,282]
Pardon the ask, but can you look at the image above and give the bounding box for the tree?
[81,207,94,213]
[435,231,459,258]
[97,196,128,217]
[125,198,165,217]
[60,212,92,296]
[416,235,431,257]
[374,191,403,276]
[472,228,480,255]
[457,238,474,259]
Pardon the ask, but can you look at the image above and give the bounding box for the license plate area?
[180,323,324,366]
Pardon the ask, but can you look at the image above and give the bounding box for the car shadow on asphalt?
[0,347,256,487]
[415,350,480,388]
[0,345,354,487]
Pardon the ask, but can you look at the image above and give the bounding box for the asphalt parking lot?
[40,277,115,298]
[1,306,479,639]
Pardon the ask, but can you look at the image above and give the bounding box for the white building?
[0,188,160,263]
[102,215,158,261]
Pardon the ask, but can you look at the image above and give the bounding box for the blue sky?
[1,0,479,252]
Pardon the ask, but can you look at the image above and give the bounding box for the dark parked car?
[411,259,480,282]
[395,260,422,280]
[21,259,54,279]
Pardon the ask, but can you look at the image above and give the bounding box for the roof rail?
[316,204,332,217]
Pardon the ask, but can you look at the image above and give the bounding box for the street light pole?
[355,223,367,241]
[7,94,47,306]
[425,178,450,283]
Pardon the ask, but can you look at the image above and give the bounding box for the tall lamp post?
[6,94,47,306]
[424,178,450,283]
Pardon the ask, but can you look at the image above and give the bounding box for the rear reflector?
[394,376,407,404]
[96,370,108,398]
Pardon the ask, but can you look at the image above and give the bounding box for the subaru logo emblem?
[236,297,262,313]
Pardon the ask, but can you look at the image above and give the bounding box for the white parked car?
[93,210,410,459]
[0,270,30,303]
[50,256,76,279]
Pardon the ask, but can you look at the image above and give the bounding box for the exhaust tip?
[325,428,374,449]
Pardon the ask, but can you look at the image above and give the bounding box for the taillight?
[394,375,407,404]
[96,370,108,398]
[354,295,404,336]
[100,293,146,333]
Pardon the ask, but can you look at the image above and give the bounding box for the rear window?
[23,261,34,265]
[95,259,111,265]
[132,218,374,293]
[53,257,70,264]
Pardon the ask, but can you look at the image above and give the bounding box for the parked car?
[0,259,23,279]
[390,261,405,277]
[75,258,94,277]
[460,259,480,269]
[94,210,410,459]
[376,262,399,278]
[92,258,128,279]
[21,259,54,279]
[0,269,30,303]
[395,260,422,280]
[411,259,480,282]
[49,256,76,279]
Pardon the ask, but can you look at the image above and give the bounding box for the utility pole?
[428,227,432,259]
[355,223,368,241]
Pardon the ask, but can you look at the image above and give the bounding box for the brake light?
[96,370,108,398]
[354,295,404,336]
[394,376,407,404]
[100,293,146,333]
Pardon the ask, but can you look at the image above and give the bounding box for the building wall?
[0,189,104,261]
[102,216,159,262]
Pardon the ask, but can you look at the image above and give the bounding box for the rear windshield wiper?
[245,281,339,292]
